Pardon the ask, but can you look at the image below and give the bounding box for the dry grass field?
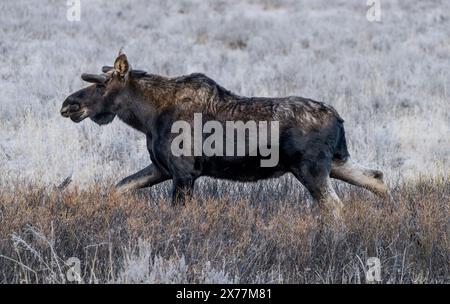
[0,176,448,283]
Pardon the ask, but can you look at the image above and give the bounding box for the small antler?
[102,66,114,73]
[81,73,108,84]
[130,70,147,77]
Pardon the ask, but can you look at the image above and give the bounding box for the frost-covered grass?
[0,0,449,187]
[0,0,449,284]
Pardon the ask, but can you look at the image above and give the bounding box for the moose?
[61,52,388,217]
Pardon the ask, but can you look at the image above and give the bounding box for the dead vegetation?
[0,176,448,283]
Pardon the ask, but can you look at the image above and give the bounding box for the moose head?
[60,52,146,125]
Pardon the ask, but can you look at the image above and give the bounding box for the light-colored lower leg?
[116,175,153,194]
[116,164,168,194]
[319,178,344,219]
[331,159,388,197]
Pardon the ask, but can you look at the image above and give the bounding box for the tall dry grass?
[0,176,448,283]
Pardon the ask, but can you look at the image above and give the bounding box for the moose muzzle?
[60,99,80,118]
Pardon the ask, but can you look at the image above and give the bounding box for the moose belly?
[201,156,287,182]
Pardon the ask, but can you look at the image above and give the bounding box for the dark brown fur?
[61,53,388,216]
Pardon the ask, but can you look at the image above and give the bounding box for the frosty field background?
[0,0,449,284]
[1,0,448,187]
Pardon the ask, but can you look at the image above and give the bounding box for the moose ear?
[114,53,130,77]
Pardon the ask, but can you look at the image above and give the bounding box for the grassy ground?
[0,176,448,283]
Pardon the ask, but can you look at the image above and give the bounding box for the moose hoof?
[115,183,132,195]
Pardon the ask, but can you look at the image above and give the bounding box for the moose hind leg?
[292,162,343,218]
[331,159,388,197]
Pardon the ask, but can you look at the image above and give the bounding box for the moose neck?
[113,75,172,135]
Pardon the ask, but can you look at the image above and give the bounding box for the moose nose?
[60,106,70,117]
[60,102,80,117]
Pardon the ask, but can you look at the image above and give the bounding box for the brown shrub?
[0,176,448,283]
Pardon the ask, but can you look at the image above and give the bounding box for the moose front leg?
[171,177,195,206]
[116,164,169,194]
